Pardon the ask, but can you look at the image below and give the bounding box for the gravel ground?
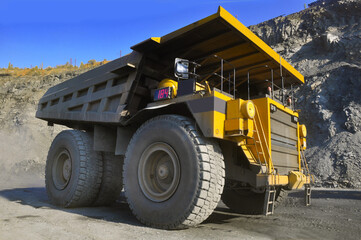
[0,180,360,240]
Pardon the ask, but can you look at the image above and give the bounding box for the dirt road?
[0,181,360,240]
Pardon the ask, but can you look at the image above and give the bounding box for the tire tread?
[45,130,103,208]
[123,115,225,229]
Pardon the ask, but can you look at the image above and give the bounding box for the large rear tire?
[274,187,288,207]
[93,153,123,206]
[45,130,103,208]
[123,115,225,229]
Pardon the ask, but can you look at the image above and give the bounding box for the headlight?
[176,62,188,73]
[174,58,189,79]
[299,124,307,138]
[241,100,255,119]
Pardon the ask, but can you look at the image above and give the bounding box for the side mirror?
[174,58,189,79]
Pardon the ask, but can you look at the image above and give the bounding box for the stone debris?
[250,0,361,188]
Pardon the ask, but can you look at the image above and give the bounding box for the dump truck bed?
[36,7,303,127]
[36,52,143,125]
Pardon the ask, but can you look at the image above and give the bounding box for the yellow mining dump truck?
[36,7,312,229]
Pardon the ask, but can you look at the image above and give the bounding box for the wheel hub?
[52,149,72,190]
[157,164,169,180]
[62,159,71,181]
[138,142,180,202]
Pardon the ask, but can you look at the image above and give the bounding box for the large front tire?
[45,130,103,208]
[123,115,225,229]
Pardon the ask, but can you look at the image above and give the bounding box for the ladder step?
[305,185,311,206]
[264,187,276,215]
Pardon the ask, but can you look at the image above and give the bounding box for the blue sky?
[1,0,314,68]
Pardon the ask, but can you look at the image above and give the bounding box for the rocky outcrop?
[0,72,79,185]
[250,0,361,188]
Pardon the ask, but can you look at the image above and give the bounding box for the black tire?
[45,130,102,208]
[93,153,123,206]
[123,115,225,229]
[274,187,288,208]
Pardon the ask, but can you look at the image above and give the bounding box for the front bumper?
[255,171,312,189]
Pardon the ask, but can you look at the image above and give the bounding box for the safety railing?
[198,55,236,99]
[246,106,274,173]
[253,106,274,174]
[300,148,311,177]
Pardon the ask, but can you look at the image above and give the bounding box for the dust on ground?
[0,183,360,240]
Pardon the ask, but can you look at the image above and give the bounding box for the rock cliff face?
[0,73,76,186]
[250,0,361,187]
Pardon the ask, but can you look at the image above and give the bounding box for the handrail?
[254,106,274,174]
[246,137,263,166]
[300,148,310,176]
[197,55,236,98]
[252,118,269,172]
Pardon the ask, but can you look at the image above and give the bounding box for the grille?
[270,109,299,175]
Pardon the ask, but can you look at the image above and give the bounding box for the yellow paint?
[299,124,307,138]
[139,7,304,84]
[268,175,289,186]
[213,90,233,101]
[297,122,302,170]
[150,37,161,43]
[267,171,311,187]
[204,81,211,94]
[225,99,255,140]
[301,138,307,150]
[225,118,244,131]
[186,90,310,188]
[251,98,270,168]
[226,99,255,119]
[217,6,304,83]
[288,171,308,189]
[241,145,258,164]
[213,111,225,138]
[191,92,312,188]
[245,119,254,138]
[195,82,206,92]
[158,79,217,98]
[241,100,255,119]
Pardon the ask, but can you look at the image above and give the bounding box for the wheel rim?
[52,149,72,190]
[138,142,180,202]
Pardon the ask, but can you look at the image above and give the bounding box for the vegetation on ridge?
[1,59,110,77]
